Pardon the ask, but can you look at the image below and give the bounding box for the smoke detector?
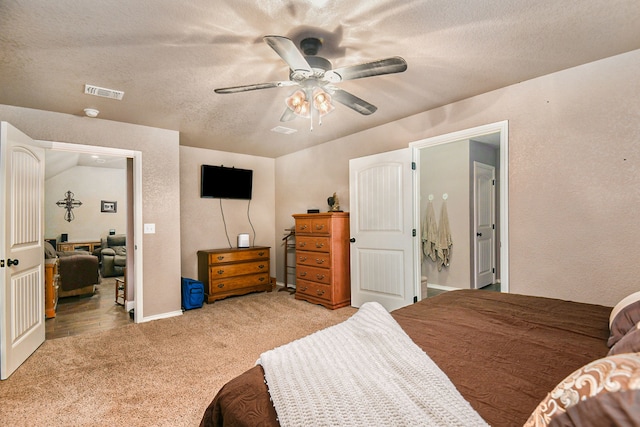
[84,84,124,100]
[84,108,99,118]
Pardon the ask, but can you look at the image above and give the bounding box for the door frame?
[41,141,144,322]
[410,120,509,298]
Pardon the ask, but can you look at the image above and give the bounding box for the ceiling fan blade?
[214,81,296,94]
[263,36,312,77]
[330,88,378,115]
[280,107,297,122]
[324,57,407,82]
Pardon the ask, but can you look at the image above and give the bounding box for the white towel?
[436,200,452,271]
[422,200,438,262]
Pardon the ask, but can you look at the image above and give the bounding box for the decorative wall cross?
[56,190,83,222]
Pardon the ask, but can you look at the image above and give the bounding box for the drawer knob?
[258,251,265,256]
[315,242,324,248]
[316,289,325,296]
[299,242,306,247]
[258,277,265,282]
[217,256,225,261]
[217,269,225,275]
[315,258,325,264]
[300,272,307,277]
[258,264,265,269]
[300,286,308,292]
[299,224,308,230]
[315,224,325,230]
[218,283,225,288]
[299,256,307,262]
[316,274,325,280]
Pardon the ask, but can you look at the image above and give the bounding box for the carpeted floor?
[0,289,357,426]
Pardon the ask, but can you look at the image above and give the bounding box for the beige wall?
[275,49,640,307]
[0,106,182,318]
[45,165,127,242]
[179,146,276,280]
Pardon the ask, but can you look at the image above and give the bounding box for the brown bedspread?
[200,290,611,427]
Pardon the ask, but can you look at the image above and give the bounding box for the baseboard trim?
[140,309,183,323]
[427,284,461,292]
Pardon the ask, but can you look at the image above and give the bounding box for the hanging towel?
[435,201,453,271]
[421,200,438,262]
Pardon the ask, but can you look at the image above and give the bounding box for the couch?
[98,234,126,277]
[44,241,100,298]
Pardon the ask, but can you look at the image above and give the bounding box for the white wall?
[0,106,182,319]
[45,166,126,242]
[420,141,470,288]
[275,49,640,307]
[179,146,276,281]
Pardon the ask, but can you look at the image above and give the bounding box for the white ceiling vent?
[271,126,297,134]
[84,84,124,100]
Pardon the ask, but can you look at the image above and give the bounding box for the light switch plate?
[143,223,155,234]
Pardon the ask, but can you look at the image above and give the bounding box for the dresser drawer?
[295,217,331,235]
[208,247,269,265]
[296,236,330,253]
[296,279,332,303]
[209,273,270,294]
[296,250,331,268]
[297,265,331,285]
[209,260,268,278]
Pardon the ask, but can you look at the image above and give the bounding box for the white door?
[349,148,414,311]
[0,122,45,380]
[473,162,495,289]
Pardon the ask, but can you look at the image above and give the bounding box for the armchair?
[58,253,100,298]
[99,234,126,277]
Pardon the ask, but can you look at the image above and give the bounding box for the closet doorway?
[411,121,509,300]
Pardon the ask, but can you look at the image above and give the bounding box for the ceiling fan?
[214,35,407,126]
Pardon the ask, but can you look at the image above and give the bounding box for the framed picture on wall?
[101,201,117,213]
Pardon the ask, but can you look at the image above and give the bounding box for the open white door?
[0,122,45,380]
[349,148,414,311]
[473,162,496,289]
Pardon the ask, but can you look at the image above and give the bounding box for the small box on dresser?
[293,212,350,309]
[197,246,272,303]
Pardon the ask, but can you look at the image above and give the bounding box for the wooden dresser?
[293,212,350,309]
[44,258,59,318]
[197,246,272,303]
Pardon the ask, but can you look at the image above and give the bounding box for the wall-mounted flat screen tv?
[201,165,253,200]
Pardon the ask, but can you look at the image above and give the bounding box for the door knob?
[350,238,356,243]
[7,258,19,266]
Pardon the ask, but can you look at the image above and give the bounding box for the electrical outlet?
[143,223,155,234]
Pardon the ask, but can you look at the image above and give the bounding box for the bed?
[200,289,640,426]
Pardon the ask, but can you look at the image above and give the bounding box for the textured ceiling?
[1,0,640,158]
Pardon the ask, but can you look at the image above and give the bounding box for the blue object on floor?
[181,277,205,310]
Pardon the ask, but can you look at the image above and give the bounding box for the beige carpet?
[0,289,357,426]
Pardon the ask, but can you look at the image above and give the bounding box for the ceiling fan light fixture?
[286,89,311,118]
[313,88,334,117]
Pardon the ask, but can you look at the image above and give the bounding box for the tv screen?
[201,165,253,200]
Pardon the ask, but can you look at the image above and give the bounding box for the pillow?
[609,325,640,356]
[608,291,640,347]
[524,353,640,427]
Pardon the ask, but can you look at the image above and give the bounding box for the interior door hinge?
[492,179,496,185]
[492,268,495,273]
[413,296,418,303]
[411,161,416,170]
[492,224,495,229]
[412,229,416,237]
[0,260,4,267]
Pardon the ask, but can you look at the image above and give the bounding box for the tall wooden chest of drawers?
[293,212,350,309]
[197,246,272,303]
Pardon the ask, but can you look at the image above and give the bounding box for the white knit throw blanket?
[257,302,489,427]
